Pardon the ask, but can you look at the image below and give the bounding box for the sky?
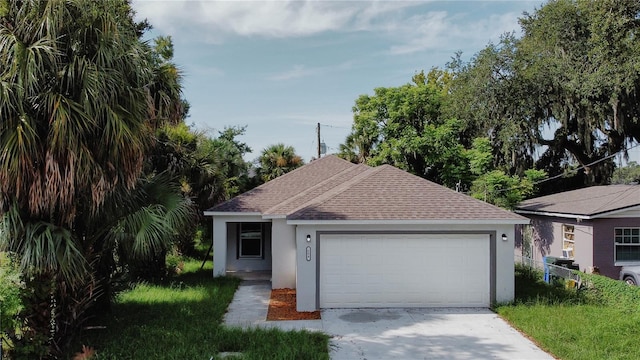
[131,0,557,163]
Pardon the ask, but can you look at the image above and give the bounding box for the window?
[615,227,640,263]
[562,225,575,259]
[239,223,263,258]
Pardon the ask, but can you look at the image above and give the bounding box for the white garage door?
[319,234,490,308]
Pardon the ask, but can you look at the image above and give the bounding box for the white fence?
[515,255,581,285]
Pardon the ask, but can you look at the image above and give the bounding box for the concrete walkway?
[223,281,553,359]
[223,280,323,331]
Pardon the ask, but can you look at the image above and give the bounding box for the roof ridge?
[210,155,351,211]
[264,163,364,215]
[288,164,385,217]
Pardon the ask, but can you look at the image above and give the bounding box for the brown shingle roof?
[288,164,523,221]
[210,155,356,213]
[516,185,640,217]
[209,155,525,222]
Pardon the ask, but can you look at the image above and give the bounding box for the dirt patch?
[266,288,321,321]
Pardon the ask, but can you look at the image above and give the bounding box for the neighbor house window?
[615,228,640,263]
[239,223,263,258]
[562,225,575,259]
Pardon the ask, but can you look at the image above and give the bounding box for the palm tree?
[0,0,188,355]
[258,143,304,182]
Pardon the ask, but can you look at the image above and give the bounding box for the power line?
[319,123,350,130]
[495,142,640,194]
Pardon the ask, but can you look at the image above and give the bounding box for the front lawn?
[496,266,640,360]
[71,259,329,359]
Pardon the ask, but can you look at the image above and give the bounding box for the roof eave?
[203,211,263,217]
[514,209,592,220]
[286,219,529,225]
[516,203,640,220]
[261,214,287,219]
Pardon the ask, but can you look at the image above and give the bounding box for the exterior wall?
[593,218,640,278]
[517,215,594,272]
[226,222,272,272]
[295,223,518,312]
[271,218,296,289]
[212,216,228,276]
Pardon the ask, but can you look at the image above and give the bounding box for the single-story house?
[205,155,528,311]
[514,185,640,279]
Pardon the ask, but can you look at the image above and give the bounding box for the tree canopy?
[339,70,470,188]
[448,0,640,188]
[258,143,304,182]
[0,1,192,355]
[342,0,640,198]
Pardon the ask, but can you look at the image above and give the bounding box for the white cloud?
[132,0,424,41]
[133,1,527,56]
[388,11,523,55]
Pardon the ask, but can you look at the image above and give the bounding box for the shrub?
[579,272,640,308]
[0,253,25,356]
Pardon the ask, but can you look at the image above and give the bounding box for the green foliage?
[467,137,493,176]
[69,260,329,359]
[466,137,547,209]
[0,1,192,355]
[1,205,87,284]
[97,172,197,280]
[497,266,640,360]
[511,264,588,305]
[341,70,470,188]
[611,161,640,184]
[0,253,25,355]
[579,272,640,308]
[448,0,640,189]
[258,143,304,183]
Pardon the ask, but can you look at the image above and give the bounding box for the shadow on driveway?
[322,308,553,360]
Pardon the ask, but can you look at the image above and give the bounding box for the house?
[204,155,528,311]
[514,185,640,279]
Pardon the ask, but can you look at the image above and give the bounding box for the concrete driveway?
[322,308,553,360]
[224,282,553,359]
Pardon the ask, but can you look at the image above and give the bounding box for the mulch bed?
[266,288,321,321]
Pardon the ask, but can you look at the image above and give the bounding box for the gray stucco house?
[515,185,640,279]
[205,155,528,311]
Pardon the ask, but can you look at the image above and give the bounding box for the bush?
[579,272,640,308]
[0,253,25,356]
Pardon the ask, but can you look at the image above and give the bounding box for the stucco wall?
[517,215,594,272]
[294,223,517,312]
[271,218,296,289]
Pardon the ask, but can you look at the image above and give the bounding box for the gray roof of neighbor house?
[208,155,526,222]
[515,185,640,217]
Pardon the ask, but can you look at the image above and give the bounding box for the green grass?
[496,266,640,360]
[71,259,329,360]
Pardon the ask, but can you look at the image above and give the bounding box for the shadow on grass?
[69,265,329,359]
[513,265,587,305]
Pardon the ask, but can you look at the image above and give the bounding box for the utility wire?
[495,142,640,194]
[319,123,351,130]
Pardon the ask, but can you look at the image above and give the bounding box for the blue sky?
[131,0,550,162]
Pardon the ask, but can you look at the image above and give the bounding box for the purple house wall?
[592,218,640,278]
[515,185,640,280]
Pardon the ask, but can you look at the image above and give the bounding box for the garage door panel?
[320,234,490,308]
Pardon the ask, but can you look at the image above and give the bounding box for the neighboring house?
[205,155,528,311]
[514,185,640,279]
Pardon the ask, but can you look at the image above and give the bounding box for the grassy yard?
[496,266,640,360]
[70,259,329,360]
